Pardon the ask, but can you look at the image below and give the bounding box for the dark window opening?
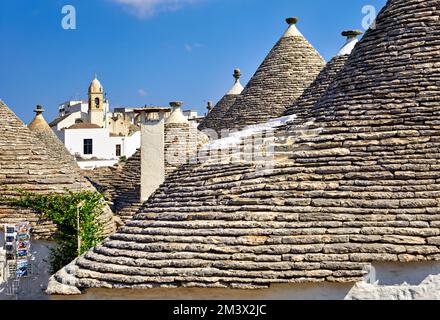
[116,144,121,157]
[84,139,93,155]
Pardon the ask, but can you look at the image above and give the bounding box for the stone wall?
[164,123,199,176]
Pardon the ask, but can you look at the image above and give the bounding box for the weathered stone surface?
[0,100,116,238]
[49,0,440,294]
[219,23,325,130]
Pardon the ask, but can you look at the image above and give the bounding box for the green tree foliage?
[1,190,105,273]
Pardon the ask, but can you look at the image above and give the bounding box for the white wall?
[64,128,113,160]
[53,111,85,131]
[110,131,140,159]
[63,128,140,162]
[78,159,119,170]
[58,101,85,117]
[346,262,440,300]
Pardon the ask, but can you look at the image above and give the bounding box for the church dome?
[88,75,103,94]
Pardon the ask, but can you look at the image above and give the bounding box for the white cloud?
[185,43,204,53]
[110,0,201,18]
[138,89,148,96]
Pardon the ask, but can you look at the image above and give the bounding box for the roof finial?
[286,17,299,25]
[34,105,45,115]
[233,68,241,81]
[207,101,213,113]
[227,68,244,95]
[282,17,303,38]
[342,30,363,40]
[170,101,183,109]
[337,30,363,56]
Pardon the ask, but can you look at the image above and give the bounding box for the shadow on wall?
[372,262,440,286]
[54,283,355,300]
[54,262,440,300]
[0,231,55,300]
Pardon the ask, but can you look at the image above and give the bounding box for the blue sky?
[0,0,386,124]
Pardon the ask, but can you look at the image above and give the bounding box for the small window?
[84,139,93,155]
[95,97,100,108]
[116,144,121,157]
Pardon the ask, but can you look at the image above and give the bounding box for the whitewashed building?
[50,76,203,169]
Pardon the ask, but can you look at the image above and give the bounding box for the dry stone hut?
[219,17,325,131]
[26,105,117,234]
[0,100,116,299]
[197,69,244,135]
[283,30,363,117]
[0,101,115,236]
[28,105,77,163]
[48,0,440,300]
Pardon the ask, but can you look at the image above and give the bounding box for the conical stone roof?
[284,30,362,117]
[0,100,116,238]
[28,105,78,166]
[48,0,440,295]
[198,69,244,134]
[219,18,325,131]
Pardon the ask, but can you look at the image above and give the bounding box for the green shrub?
[1,190,105,273]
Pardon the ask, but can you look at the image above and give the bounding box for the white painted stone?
[226,79,244,95]
[141,116,165,201]
[336,37,359,56]
[166,106,189,124]
[282,24,303,38]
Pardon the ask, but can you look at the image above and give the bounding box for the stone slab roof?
[198,70,244,134]
[68,123,102,129]
[48,0,440,294]
[219,19,325,131]
[283,30,362,117]
[283,56,348,117]
[83,150,143,224]
[0,100,116,238]
[197,95,239,135]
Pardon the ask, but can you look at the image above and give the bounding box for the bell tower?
[88,75,105,127]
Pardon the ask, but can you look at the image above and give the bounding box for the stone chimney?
[140,108,168,202]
